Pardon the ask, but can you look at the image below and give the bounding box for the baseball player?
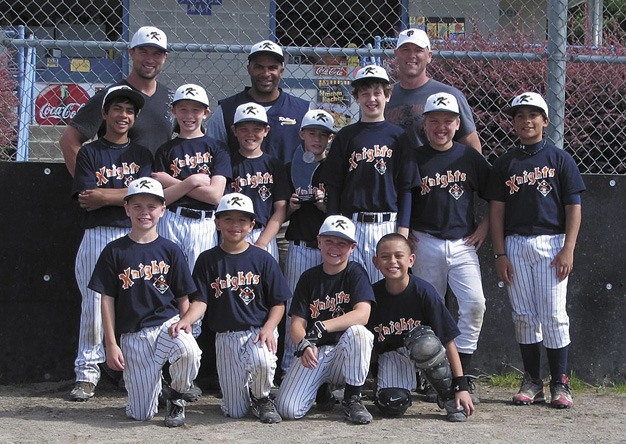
[181,193,291,423]
[409,92,491,385]
[281,109,335,374]
[229,102,290,261]
[369,233,474,422]
[91,177,202,427]
[205,40,310,165]
[485,92,585,409]
[60,26,172,175]
[152,83,231,271]
[276,215,375,425]
[321,65,418,283]
[70,85,153,402]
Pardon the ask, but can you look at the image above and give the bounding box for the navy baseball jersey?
[230,151,291,227]
[218,88,310,164]
[290,261,375,345]
[410,142,492,239]
[72,139,153,229]
[192,245,291,332]
[385,79,476,147]
[69,80,173,155]
[369,275,460,354]
[285,154,328,242]
[484,140,586,236]
[153,134,232,211]
[321,121,418,226]
[88,235,197,334]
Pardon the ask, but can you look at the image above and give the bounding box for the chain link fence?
[1,0,625,174]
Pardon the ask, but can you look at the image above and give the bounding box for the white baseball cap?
[125,177,165,202]
[102,85,145,112]
[318,215,357,243]
[215,193,256,219]
[233,102,268,124]
[423,92,460,115]
[396,28,431,50]
[130,26,168,51]
[249,40,284,63]
[172,84,210,108]
[351,64,390,87]
[300,109,336,133]
[508,92,549,117]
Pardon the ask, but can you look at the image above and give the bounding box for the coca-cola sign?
[314,65,349,77]
[35,84,90,126]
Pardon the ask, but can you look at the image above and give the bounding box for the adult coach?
[205,40,310,164]
[59,25,173,175]
[385,28,482,153]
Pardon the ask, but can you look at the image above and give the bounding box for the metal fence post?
[546,0,568,149]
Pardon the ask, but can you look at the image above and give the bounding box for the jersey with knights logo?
[410,142,491,239]
[72,139,153,229]
[485,140,586,236]
[153,134,232,211]
[88,235,197,334]
[192,245,291,333]
[290,261,376,345]
[230,151,290,227]
[321,120,418,221]
[369,274,460,354]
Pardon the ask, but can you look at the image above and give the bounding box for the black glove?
[294,338,314,357]
[304,320,328,345]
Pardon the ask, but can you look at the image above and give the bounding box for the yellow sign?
[70,59,91,72]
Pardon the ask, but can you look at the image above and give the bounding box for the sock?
[546,345,569,382]
[344,383,361,400]
[458,352,472,375]
[519,342,542,380]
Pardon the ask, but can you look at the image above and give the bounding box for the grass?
[486,370,620,393]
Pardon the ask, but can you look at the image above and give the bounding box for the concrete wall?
[0,162,623,384]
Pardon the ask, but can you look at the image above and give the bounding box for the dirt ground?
[0,378,624,444]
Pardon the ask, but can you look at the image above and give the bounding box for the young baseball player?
[230,102,290,261]
[485,92,585,409]
[70,85,154,402]
[179,193,291,423]
[409,92,491,384]
[321,65,418,283]
[281,109,335,375]
[276,215,376,425]
[369,233,474,422]
[91,177,202,427]
[153,83,231,271]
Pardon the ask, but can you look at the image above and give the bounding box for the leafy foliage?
[0,52,18,161]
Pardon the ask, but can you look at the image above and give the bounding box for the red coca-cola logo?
[314,65,349,77]
[35,84,90,125]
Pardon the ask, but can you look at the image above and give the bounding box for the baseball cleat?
[251,396,282,424]
[342,395,372,424]
[550,374,573,409]
[69,381,95,402]
[164,398,186,427]
[444,399,468,422]
[513,372,545,405]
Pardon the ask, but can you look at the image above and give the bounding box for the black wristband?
[452,376,470,393]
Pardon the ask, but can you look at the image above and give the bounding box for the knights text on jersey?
[410,142,491,239]
[88,235,197,334]
[153,134,232,211]
[230,151,291,227]
[191,245,291,332]
[484,141,586,236]
[289,261,375,345]
[72,139,153,229]
[369,275,460,354]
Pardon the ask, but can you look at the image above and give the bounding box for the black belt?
[171,207,214,220]
[354,212,395,223]
[293,240,318,249]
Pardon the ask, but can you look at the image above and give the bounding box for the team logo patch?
[375,158,387,175]
[153,275,170,294]
[258,185,271,201]
[198,164,210,174]
[124,176,135,187]
[449,183,464,200]
[537,180,552,196]
[331,306,346,318]
[279,116,297,126]
[239,286,255,305]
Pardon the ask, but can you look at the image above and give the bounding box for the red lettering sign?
[314,65,349,77]
[35,84,90,125]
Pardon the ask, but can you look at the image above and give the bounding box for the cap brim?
[124,192,165,202]
[215,209,256,219]
[234,118,268,125]
[248,51,284,63]
[301,124,336,133]
[318,231,356,243]
[131,43,169,52]
[397,40,429,49]
[506,104,547,116]
[351,77,390,87]
[103,89,145,110]
[423,109,460,115]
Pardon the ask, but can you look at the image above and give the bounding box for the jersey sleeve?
[453,90,477,139]
[168,244,198,298]
[559,151,586,204]
[88,243,119,297]
[262,254,292,306]
[348,262,376,306]
[190,252,211,304]
[69,89,107,140]
[71,146,96,197]
[211,142,233,181]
